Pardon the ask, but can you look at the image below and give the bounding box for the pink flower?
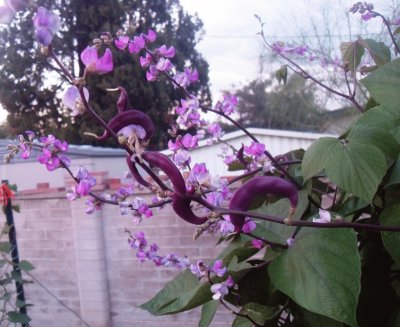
[181,133,199,149]
[32,7,60,45]
[156,58,173,71]
[114,36,129,50]
[251,239,265,249]
[81,46,113,74]
[62,86,89,116]
[128,35,145,53]
[146,65,158,81]
[208,122,223,139]
[212,260,227,277]
[241,218,256,233]
[158,45,176,58]
[244,142,265,157]
[313,209,331,223]
[143,29,157,43]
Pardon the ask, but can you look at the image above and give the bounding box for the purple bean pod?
[142,151,208,225]
[96,110,155,142]
[142,151,186,195]
[125,155,151,188]
[116,87,128,113]
[237,144,248,168]
[172,194,208,225]
[229,176,298,230]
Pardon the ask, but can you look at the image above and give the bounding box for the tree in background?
[0,0,210,149]
[235,75,324,132]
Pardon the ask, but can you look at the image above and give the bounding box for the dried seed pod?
[229,176,298,230]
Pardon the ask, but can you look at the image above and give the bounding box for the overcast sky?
[180,0,397,100]
[0,0,397,121]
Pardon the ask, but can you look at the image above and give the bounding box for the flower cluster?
[66,166,96,200]
[349,2,378,21]
[38,135,70,171]
[128,231,189,269]
[119,197,153,224]
[33,6,60,46]
[190,259,234,300]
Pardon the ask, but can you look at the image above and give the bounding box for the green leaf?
[241,302,280,325]
[140,269,203,315]
[340,41,365,73]
[252,189,309,244]
[12,204,20,213]
[268,228,360,327]
[216,235,258,264]
[353,105,400,130]
[302,309,343,326]
[199,300,219,327]
[232,315,252,327]
[0,241,11,253]
[19,260,35,272]
[362,58,400,110]
[11,270,22,282]
[228,161,246,172]
[348,124,399,159]
[358,38,391,66]
[381,203,400,267]
[302,137,338,181]
[7,311,31,324]
[275,65,288,84]
[324,140,386,203]
[387,154,400,188]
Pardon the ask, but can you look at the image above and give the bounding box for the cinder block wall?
[12,184,234,326]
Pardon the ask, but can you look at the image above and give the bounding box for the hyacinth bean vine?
[3,1,400,326]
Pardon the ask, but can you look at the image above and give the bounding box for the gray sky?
[180,0,397,100]
[0,0,396,121]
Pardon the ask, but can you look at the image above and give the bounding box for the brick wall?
[12,186,234,326]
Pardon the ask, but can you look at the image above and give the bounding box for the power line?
[201,33,381,39]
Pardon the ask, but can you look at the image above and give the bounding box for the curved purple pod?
[97,110,155,142]
[125,155,151,188]
[142,151,186,196]
[229,176,298,230]
[117,87,128,113]
[172,194,208,225]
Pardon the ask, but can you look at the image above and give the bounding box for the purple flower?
[210,276,234,300]
[286,237,295,247]
[62,86,89,116]
[114,36,129,50]
[128,35,145,54]
[219,217,235,236]
[361,12,375,21]
[81,46,113,74]
[143,29,157,43]
[208,122,223,139]
[158,45,176,58]
[19,143,31,159]
[241,218,256,233]
[140,53,153,68]
[0,0,26,24]
[32,7,60,46]
[181,133,199,149]
[212,260,227,277]
[174,68,198,88]
[215,94,237,115]
[156,58,173,72]
[146,65,159,81]
[85,199,103,214]
[38,148,60,171]
[190,260,209,278]
[244,142,265,157]
[313,209,331,223]
[251,239,264,249]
